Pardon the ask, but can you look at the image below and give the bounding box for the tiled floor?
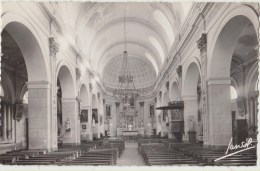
[116,142,145,166]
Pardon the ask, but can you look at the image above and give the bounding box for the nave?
[0,138,257,166]
[0,1,259,168]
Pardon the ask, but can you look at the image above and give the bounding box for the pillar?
[207,78,232,147]
[7,103,12,140]
[88,106,93,141]
[139,102,145,136]
[49,37,59,150]
[11,100,15,142]
[2,102,7,141]
[27,81,51,150]
[183,95,198,143]
[115,102,120,136]
[61,98,79,145]
[197,33,208,145]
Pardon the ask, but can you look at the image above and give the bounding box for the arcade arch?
[207,9,259,145]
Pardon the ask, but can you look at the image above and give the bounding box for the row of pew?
[138,139,257,166]
[169,143,257,166]
[0,139,125,166]
[139,141,200,166]
[66,139,125,165]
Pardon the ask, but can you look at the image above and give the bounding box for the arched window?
[0,83,4,97]
[255,80,259,91]
[22,91,28,104]
[153,10,174,45]
[230,86,238,100]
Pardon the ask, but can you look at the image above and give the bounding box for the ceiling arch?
[102,56,156,89]
[97,43,160,76]
[95,40,162,71]
[73,2,192,90]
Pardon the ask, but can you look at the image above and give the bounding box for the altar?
[117,127,144,141]
[122,130,138,141]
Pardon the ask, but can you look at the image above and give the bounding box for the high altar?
[116,109,144,140]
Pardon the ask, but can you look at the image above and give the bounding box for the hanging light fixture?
[113,5,139,112]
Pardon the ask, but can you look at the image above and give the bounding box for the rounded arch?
[2,12,49,82]
[170,81,180,101]
[231,77,239,90]
[20,83,28,102]
[162,91,169,106]
[183,62,201,96]
[79,83,89,107]
[230,85,238,100]
[57,64,76,98]
[1,71,15,98]
[92,94,98,109]
[245,62,259,95]
[208,5,259,78]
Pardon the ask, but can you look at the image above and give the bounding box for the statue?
[188,115,196,131]
[65,118,71,132]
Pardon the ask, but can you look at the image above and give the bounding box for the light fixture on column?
[113,5,139,112]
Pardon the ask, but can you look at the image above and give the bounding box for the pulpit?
[157,101,184,142]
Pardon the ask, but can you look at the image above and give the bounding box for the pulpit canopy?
[156,101,184,110]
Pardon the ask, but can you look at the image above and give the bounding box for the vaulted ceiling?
[57,2,193,89]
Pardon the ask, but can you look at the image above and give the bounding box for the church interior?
[0,1,259,166]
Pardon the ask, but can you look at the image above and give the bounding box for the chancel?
[0,1,259,167]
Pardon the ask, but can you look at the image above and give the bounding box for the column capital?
[139,101,144,107]
[82,105,91,110]
[208,77,231,85]
[182,95,198,101]
[49,37,59,57]
[89,83,93,92]
[165,81,169,91]
[197,33,207,53]
[61,97,77,103]
[27,81,51,89]
[115,102,120,107]
[176,65,182,78]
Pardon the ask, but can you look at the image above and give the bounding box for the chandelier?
[113,6,139,111]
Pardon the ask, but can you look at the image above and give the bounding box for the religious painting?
[82,124,87,132]
[106,105,111,118]
[80,109,88,122]
[92,109,98,123]
[150,105,154,117]
[130,96,135,107]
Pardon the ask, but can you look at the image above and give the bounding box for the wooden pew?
[140,142,199,166]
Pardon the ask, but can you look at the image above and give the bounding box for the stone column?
[115,102,120,136]
[11,100,15,143]
[197,34,208,145]
[49,37,59,150]
[2,102,7,141]
[7,104,12,140]
[61,98,79,145]
[183,95,198,143]
[207,78,232,147]
[27,81,51,150]
[138,102,144,136]
[88,106,93,141]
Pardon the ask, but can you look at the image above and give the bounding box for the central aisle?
[116,142,146,166]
